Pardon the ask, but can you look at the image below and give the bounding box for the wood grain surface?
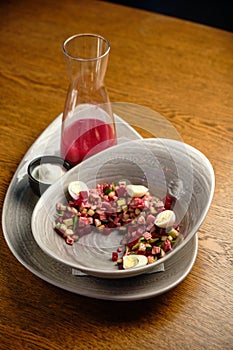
[0,1,232,349]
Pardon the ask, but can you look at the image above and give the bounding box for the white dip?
[32,163,66,184]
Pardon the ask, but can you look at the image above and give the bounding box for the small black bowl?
[27,155,72,196]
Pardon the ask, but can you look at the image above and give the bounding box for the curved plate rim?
[2,112,198,301]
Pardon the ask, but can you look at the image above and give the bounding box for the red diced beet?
[164,195,175,210]
[54,226,66,237]
[137,250,147,256]
[112,252,118,261]
[162,239,172,252]
[79,191,89,201]
[65,236,74,245]
[130,197,145,209]
[127,237,140,249]
[70,198,83,208]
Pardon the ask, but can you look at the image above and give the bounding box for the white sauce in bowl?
[31,163,66,184]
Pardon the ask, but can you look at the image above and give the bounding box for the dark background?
[104,0,233,32]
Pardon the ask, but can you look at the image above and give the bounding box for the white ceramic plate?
[2,112,200,300]
[31,136,214,279]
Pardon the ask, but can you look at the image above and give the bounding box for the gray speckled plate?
[2,112,198,301]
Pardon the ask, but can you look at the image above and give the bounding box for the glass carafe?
[61,33,116,166]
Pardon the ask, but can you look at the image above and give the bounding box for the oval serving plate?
[31,137,214,279]
[2,111,201,300]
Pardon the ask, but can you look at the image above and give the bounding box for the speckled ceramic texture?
[31,137,214,279]
[2,112,208,299]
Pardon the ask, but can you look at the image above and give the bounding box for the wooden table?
[0,1,232,349]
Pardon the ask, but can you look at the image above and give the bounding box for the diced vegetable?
[53,181,180,269]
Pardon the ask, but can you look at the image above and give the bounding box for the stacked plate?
[2,110,214,301]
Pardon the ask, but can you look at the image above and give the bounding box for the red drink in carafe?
[61,118,116,166]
